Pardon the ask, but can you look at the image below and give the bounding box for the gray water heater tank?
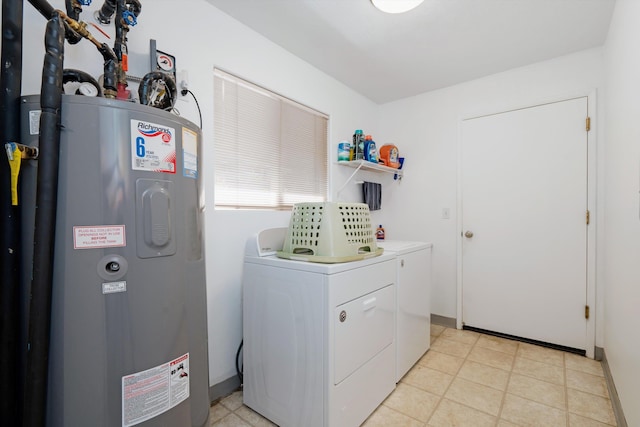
[20,95,209,427]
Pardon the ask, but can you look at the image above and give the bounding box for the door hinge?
[586,210,590,225]
[585,305,590,320]
[586,117,591,132]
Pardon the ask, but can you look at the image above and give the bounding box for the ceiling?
[207,0,615,104]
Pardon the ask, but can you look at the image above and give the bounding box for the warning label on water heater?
[122,353,190,427]
[73,225,126,249]
[131,119,176,174]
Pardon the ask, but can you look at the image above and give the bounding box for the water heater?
[20,95,209,427]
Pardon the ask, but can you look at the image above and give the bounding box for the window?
[213,69,328,210]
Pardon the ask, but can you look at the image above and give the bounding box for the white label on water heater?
[130,119,176,174]
[29,110,41,135]
[122,353,190,427]
[73,225,126,249]
[182,127,198,179]
[102,281,126,294]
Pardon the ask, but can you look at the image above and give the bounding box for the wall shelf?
[336,160,403,194]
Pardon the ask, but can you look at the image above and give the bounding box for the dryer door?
[333,284,394,384]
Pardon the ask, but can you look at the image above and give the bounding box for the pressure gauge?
[150,40,177,79]
[156,52,175,72]
[76,82,100,97]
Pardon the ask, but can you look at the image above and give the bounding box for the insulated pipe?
[63,0,83,44]
[0,0,24,425]
[95,0,116,24]
[95,41,118,98]
[47,8,119,97]
[114,0,125,64]
[96,0,141,23]
[63,20,82,44]
[65,0,81,20]
[127,0,142,17]
[27,0,55,19]
[113,0,131,98]
[96,0,142,98]
[23,12,65,427]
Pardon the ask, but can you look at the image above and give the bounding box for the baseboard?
[601,349,628,427]
[431,314,456,328]
[209,375,241,404]
[594,346,604,361]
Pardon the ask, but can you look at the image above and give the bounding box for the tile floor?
[209,325,617,426]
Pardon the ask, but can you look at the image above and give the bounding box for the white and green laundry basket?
[276,202,384,263]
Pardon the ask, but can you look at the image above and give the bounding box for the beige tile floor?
[209,325,617,426]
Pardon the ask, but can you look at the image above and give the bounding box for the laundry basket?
[276,202,384,263]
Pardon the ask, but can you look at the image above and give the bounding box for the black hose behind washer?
[236,340,244,384]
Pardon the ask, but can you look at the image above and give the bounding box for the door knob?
[464,230,474,238]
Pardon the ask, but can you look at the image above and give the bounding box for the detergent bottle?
[376,224,385,241]
[337,141,351,161]
[364,135,377,163]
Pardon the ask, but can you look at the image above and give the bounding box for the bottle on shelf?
[353,129,365,160]
[337,140,351,161]
[364,135,377,163]
[376,224,385,241]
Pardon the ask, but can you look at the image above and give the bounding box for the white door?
[461,97,588,350]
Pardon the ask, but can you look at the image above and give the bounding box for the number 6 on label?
[136,137,145,157]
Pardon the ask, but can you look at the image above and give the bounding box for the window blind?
[213,69,328,210]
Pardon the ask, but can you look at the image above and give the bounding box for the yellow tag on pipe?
[7,143,21,206]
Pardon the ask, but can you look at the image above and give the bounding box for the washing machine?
[377,240,432,382]
[242,228,397,427]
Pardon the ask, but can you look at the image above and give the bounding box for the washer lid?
[377,240,432,254]
[244,251,395,274]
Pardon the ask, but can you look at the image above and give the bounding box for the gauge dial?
[156,53,175,72]
[77,82,99,97]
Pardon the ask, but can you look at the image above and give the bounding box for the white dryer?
[242,228,397,427]
[377,240,432,382]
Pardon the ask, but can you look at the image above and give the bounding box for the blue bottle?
[364,135,377,163]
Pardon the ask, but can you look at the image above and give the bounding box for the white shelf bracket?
[336,162,364,194]
[335,160,403,195]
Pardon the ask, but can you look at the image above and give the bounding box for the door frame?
[455,91,598,358]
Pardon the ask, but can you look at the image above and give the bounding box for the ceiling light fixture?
[371,0,424,14]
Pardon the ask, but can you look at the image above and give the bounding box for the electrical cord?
[182,88,203,129]
[235,340,244,385]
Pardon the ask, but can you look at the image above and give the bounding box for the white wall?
[603,1,640,425]
[378,49,605,332]
[20,0,380,388]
